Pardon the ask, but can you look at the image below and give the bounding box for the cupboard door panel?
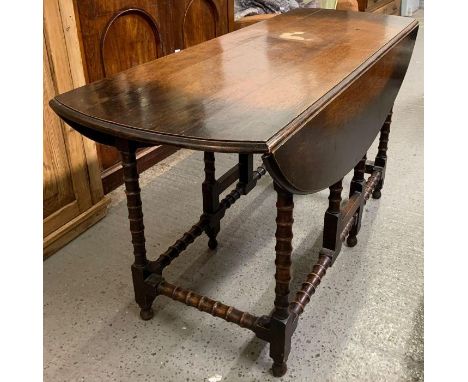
[43,38,77,220]
[45,0,95,212]
[76,0,166,82]
[100,8,163,77]
[44,0,109,256]
[183,0,219,48]
[74,0,167,172]
[173,0,229,50]
[72,0,232,192]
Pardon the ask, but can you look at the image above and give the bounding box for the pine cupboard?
[43,0,110,257]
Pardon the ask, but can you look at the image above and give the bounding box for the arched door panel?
[183,0,220,48]
[100,9,163,78]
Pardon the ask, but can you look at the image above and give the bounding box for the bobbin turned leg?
[270,183,294,377]
[121,148,155,321]
[373,109,393,199]
[202,152,220,249]
[347,155,366,247]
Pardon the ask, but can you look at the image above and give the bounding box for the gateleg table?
[50,8,418,377]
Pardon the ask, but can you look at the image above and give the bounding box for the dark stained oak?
[273,184,294,321]
[49,8,418,378]
[50,9,417,154]
[263,29,416,193]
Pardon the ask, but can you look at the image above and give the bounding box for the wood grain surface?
[263,27,417,193]
[51,9,417,153]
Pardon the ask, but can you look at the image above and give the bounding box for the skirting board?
[44,196,111,258]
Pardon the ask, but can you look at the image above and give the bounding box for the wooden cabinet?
[74,1,172,193]
[358,0,401,14]
[174,0,232,49]
[44,0,110,257]
[73,0,234,193]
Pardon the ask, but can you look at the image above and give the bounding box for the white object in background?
[401,0,419,16]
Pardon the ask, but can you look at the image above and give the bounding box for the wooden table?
[50,9,418,377]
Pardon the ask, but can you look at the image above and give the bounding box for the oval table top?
[50,8,417,153]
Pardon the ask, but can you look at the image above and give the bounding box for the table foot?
[272,361,287,377]
[140,308,154,321]
[269,316,292,379]
[347,235,358,247]
[208,237,218,250]
[269,315,294,379]
[372,189,382,199]
[205,225,220,250]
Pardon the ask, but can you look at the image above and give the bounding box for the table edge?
[50,15,418,155]
[49,98,270,153]
[265,18,419,152]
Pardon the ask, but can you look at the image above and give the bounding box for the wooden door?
[171,0,231,50]
[72,0,234,193]
[44,0,109,257]
[75,0,169,83]
[74,0,176,193]
[44,38,84,235]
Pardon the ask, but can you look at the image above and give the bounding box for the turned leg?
[347,155,366,247]
[202,152,220,249]
[270,183,294,377]
[121,149,155,320]
[373,109,392,199]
